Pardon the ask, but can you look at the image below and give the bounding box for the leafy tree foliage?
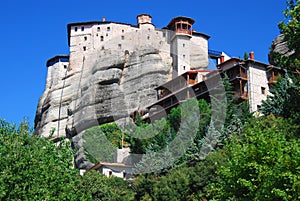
[83,125,118,163]
[132,98,211,174]
[210,116,300,200]
[0,119,87,200]
[131,150,227,201]
[277,0,300,71]
[81,170,135,201]
[262,75,300,122]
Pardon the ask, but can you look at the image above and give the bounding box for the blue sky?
[0,0,287,126]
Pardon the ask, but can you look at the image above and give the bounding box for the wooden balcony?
[176,29,192,35]
[268,75,279,84]
[234,91,248,101]
[188,79,197,85]
[237,71,248,80]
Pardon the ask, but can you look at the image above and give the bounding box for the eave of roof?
[167,16,195,28]
[90,162,133,170]
[46,55,69,67]
[192,31,210,39]
[137,13,152,18]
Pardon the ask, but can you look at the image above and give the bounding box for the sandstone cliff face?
[269,34,296,65]
[34,47,172,169]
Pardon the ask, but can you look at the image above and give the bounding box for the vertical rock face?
[268,34,296,65]
[34,48,172,169]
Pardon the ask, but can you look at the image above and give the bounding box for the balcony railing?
[268,75,279,84]
[188,79,197,85]
[176,29,192,35]
[234,91,248,100]
[238,71,248,80]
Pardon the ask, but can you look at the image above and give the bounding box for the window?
[84,36,87,41]
[81,27,84,31]
[123,172,126,179]
[118,44,122,49]
[183,43,185,48]
[106,33,108,37]
[74,27,78,32]
[107,27,110,31]
[257,105,262,111]
[100,36,104,41]
[64,65,67,69]
[121,35,125,40]
[163,32,166,37]
[109,171,112,177]
[122,29,124,33]
[183,66,186,70]
[261,87,266,95]
[147,35,150,40]
[101,46,105,50]
[183,54,186,59]
[97,27,100,32]
[83,46,86,51]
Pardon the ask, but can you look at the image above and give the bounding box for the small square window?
[183,54,186,59]
[97,27,100,32]
[121,36,125,40]
[183,43,185,48]
[84,36,87,41]
[106,33,108,37]
[118,44,122,49]
[147,36,150,40]
[100,36,104,41]
[83,46,86,51]
[183,66,186,70]
[257,105,262,111]
[74,27,78,32]
[122,29,124,33]
[107,27,110,31]
[64,65,67,69]
[261,87,266,95]
[81,27,84,31]
[101,46,105,50]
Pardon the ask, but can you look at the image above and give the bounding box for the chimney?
[220,55,225,64]
[249,51,254,60]
[102,16,106,22]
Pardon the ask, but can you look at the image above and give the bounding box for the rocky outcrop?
[34,47,172,169]
[269,34,296,65]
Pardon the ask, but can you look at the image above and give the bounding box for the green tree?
[272,0,300,71]
[83,125,117,163]
[81,170,135,201]
[0,119,87,200]
[261,74,300,128]
[210,116,300,200]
